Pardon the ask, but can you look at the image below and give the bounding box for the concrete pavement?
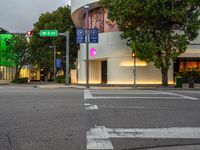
[143,145,200,150]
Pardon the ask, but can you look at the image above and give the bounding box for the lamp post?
[49,45,56,83]
[132,52,136,87]
[84,4,90,89]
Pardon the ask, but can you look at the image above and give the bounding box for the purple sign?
[90,48,96,57]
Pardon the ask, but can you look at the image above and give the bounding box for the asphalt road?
[0,85,200,150]
[0,86,85,150]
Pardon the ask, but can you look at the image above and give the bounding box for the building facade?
[0,32,16,80]
[0,28,40,81]
[71,0,200,85]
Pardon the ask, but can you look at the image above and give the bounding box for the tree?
[5,35,30,79]
[29,6,77,80]
[100,0,200,86]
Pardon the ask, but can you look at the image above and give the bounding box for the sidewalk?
[1,81,200,90]
[33,83,200,90]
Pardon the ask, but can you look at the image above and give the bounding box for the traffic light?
[27,31,37,36]
[27,31,34,36]
[131,52,136,59]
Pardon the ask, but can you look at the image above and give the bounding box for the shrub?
[56,75,65,83]
[11,78,28,84]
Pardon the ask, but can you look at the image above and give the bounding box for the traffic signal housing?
[27,31,37,36]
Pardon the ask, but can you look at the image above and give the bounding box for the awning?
[178,53,200,58]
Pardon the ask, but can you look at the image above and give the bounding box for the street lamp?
[132,52,136,87]
[84,4,89,89]
[49,45,56,83]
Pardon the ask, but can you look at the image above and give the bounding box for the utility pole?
[65,31,69,85]
[132,52,136,87]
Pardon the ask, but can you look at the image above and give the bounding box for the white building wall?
[71,0,99,13]
[77,32,174,84]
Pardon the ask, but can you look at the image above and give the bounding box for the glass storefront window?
[185,61,198,70]
[179,60,200,72]
[179,61,185,72]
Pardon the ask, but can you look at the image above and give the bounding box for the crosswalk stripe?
[87,126,200,150]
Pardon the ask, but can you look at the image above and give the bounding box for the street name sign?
[40,30,58,37]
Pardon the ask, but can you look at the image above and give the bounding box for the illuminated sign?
[90,48,96,57]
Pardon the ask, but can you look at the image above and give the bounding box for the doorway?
[101,61,107,83]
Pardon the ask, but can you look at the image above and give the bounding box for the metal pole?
[134,57,136,87]
[85,4,89,89]
[65,31,69,85]
[54,46,56,83]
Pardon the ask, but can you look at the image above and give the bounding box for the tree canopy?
[5,35,30,78]
[29,6,77,80]
[100,0,200,85]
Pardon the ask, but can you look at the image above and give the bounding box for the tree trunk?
[161,68,168,86]
[15,65,22,79]
[15,65,19,79]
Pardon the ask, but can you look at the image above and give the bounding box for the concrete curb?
[33,84,200,90]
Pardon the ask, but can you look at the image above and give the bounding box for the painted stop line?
[86,126,200,150]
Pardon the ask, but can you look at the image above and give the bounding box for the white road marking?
[87,126,114,150]
[91,92,166,95]
[84,103,91,106]
[84,103,99,110]
[102,106,167,110]
[84,89,95,100]
[87,126,200,150]
[159,91,199,100]
[85,105,98,111]
[178,91,200,94]
[90,96,185,99]
[85,90,199,100]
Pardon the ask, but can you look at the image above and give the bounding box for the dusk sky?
[0,0,71,32]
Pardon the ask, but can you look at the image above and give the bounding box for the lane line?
[87,126,200,150]
[89,96,186,99]
[159,91,199,100]
[178,91,200,94]
[101,106,172,110]
[92,93,167,95]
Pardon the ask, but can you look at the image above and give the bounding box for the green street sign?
[40,30,58,37]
